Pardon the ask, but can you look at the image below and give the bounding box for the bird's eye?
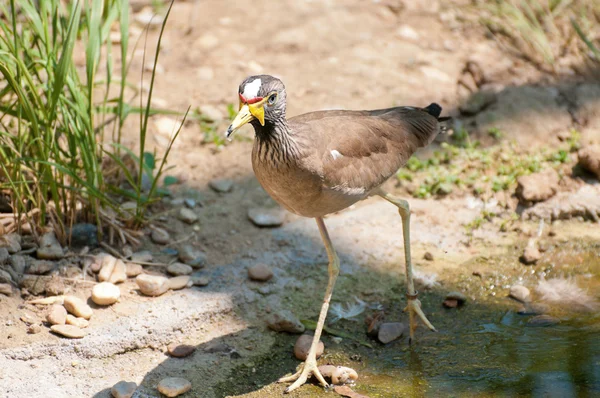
[268,94,277,105]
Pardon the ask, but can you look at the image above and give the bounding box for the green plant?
[0,0,182,240]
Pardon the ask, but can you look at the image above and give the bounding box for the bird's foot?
[404,292,436,343]
[278,356,328,393]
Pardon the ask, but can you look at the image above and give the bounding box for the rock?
[27,324,42,334]
[60,265,82,279]
[446,291,467,305]
[527,315,560,327]
[266,310,305,334]
[167,263,193,276]
[178,208,198,224]
[167,343,196,358]
[136,274,169,296]
[571,83,600,132]
[199,104,224,122]
[578,145,600,179]
[151,228,171,244]
[247,264,273,282]
[27,260,55,275]
[523,184,600,222]
[395,25,419,41]
[157,377,192,397]
[178,245,206,268]
[125,263,143,277]
[98,255,118,282]
[19,274,50,295]
[9,255,27,274]
[68,223,98,247]
[443,299,458,308]
[0,234,21,254]
[247,207,285,227]
[294,334,324,360]
[63,296,93,319]
[91,282,121,305]
[0,248,8,264]
[208,178,234,193]
[333,385,368,398]
[51,324,85,338]
[378,322,404,344]
[45,276,66,296]
[111,381,137,398]
[0,283,12,296]
[509,285,531,303]
[520,244,541,265]
[109,260,127,284]
[184,199,196,209]
[66,314,89,328]
[459,90,497,115]
[191,276,210,286]
[332,366,359,385]
[517,302,549,316]
[167,275,191,290]
[423,252,434,261]
[37,231,64,260]
[131,250,153,263]
[46,304,67,325]
[516,168,560,203]
[475,86,572,146]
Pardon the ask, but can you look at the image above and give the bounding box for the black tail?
[424,103,452,122]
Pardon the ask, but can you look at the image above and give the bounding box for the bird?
[226,74,447,393]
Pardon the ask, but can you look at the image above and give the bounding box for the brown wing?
[290,106,440,193]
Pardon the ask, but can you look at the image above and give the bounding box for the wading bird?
[227,75,447,393]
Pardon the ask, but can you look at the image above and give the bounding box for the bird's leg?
[376,189,436,342]
[279,217,339,393]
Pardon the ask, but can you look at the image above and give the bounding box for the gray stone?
[191,276,210,286]
[247,207,285,227]
[167,275,191,291]
[135,274,169,297]
[167,263,193,276]
[178,208,198,224]
[157,377,192,397]
[378,322,404,344]
[151,228,170,245]
[9,255,27,274]
[516,168,559,203]
[527,315,560,327]
[509,285,531,303]
[266,309,305,333]
[208,178,234,193]
[37,232,64,260]
[19,274,50,295]
[46,304,67,325]
[294,334,323,360]
[131,251,153,263]
[184,199,196,209]
[27,260,55,275]
[459,90,497,115]
[178,245,206,268]
[51,324,85,338]
[517,302,549,316]
[68,223,98,247]
[111,381,137,398]
[0,234,21,254]
[247,264,273,282]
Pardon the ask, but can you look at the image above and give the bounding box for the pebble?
[131,250,153,263]
[378,322,404,344]
[45,276,66,296]
[509,285,531,303]
[178,208,198,224]
[151,228,171,244]
[167,343,196,358]
[527,315,560,327]
[294,334,324,360]
[66,314,89,328]
[37,231,64,260]
[423,252,434,261]
[445,291,467,305]
[516,168,559,203]
[0,283,12,296]
[459,90,497,115]
[0,269,13,284]
[157,377,192,397]
[332,366,359,385]
[167,276,191,290]
[68,223,98,247]
[9,255,27,274]
[0,233,21,253]
[110,260,127,284]
[99,255,118,282]
[136,274,170,296]
[443,299,458,308]
[0,248,8,264]
[125,263,143,277]
[266,310,305,334]
[191,276,210,286]
[63,296,93,319]
[27,324,42,334]
[19,274,48,295]
[51,324,85,338]
[517,302,549,316]
[92,282,121,305]
[396,25,419,41]
[578,145,600,179]
[184,199,196,209]
[208,178,234,193]
[111,381,137,398]
[247,264,273,282]
[167,263,193,276]
[178,245,206,268]
[247,207,285,227]
[520,245,541,265]
[46,304,67,325]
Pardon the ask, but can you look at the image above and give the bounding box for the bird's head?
[226,75,287,139]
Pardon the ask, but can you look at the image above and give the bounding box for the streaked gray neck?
[253,118,299,165]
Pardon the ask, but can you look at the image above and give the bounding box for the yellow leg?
[376,189,436,342]
[279,217,339,393]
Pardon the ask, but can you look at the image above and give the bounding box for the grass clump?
[0,0,183,243]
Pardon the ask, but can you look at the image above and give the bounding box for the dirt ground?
[1,1,600,397]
